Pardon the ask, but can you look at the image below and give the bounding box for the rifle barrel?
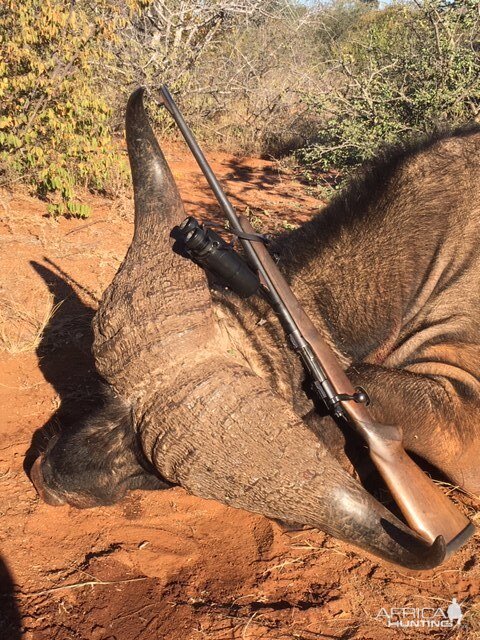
[159,85,302,339]
[159,86,242,235]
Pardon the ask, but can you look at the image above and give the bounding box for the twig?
[65,218,109,235]
[241,611,259,639]
[21,576,147,597]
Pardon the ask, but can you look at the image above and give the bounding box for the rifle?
[158,84,474,554]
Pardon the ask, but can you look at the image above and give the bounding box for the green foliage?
[300,0,480,174]
[0,0,132,217]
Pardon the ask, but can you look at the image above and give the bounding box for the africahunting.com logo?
[375,598,463,628]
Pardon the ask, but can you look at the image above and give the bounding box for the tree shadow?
[0,556,22,639]
[179,156,323,233]
[24,260,105,475]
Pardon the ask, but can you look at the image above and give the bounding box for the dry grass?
[0,289,61,355]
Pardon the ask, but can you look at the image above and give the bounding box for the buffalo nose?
[30,456,65,506]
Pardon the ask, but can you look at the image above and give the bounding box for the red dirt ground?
[0,144,479,640]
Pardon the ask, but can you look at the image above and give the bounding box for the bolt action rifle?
[158,84,474,555]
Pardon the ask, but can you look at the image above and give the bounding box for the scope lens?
[185,229,195,242]
[179,216,198,233]
[184,227,210,252]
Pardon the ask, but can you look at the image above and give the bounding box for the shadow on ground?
[0,556,22,639]
[24,260,104,475]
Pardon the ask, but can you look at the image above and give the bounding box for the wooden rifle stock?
[238,215,474,553]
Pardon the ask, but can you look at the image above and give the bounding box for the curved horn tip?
[332,484,448,570]
[126,86,148,119]
[124,82,185,234]
[410,535,446,571]
[125,85,160,157]
[378,518,447,570]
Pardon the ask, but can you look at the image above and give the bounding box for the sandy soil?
[0,144,479,640]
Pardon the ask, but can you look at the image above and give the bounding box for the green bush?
[299,0,480,174]
[0,0,132,217]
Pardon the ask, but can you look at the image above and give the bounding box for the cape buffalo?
[31,88,480,570]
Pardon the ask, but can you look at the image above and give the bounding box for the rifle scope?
[178,216,260,299]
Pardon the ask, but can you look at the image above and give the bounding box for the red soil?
[0,144,478,640]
